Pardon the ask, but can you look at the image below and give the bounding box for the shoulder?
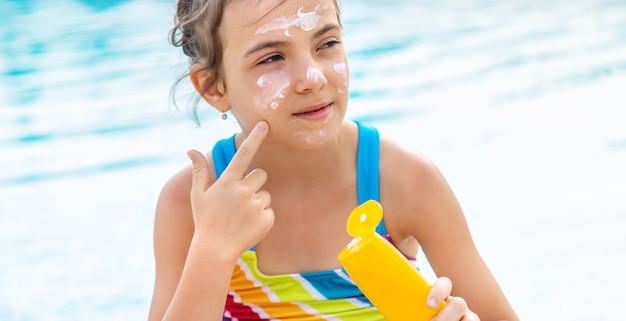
[157,164,193,220]
[154,152,218,246]
[156,151,218,217]
[379,134,445,209]
[378,133,466,243]
[153,164,194,252]
[378,131,481,276]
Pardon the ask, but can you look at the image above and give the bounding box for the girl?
[148,0,519,320]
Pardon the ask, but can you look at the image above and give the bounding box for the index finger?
[222,121,269,179]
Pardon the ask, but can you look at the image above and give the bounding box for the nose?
[294,63,327,94]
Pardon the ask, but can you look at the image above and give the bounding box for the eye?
[258,54,284,65]
[318,40,341,50]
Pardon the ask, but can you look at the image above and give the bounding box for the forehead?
[221,0,338,43]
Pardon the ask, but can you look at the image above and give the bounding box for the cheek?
[254,71,291,112]
[333,61,349,93]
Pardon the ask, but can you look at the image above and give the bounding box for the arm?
[147,169,237,321]
[380,141,518,320]
[148,121,274,321]
[416,162,516,320]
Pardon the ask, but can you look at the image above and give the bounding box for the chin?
[292,120,341,149]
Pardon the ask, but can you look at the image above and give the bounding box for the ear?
[189,64,228,111]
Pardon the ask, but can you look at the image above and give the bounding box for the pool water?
[2,0,626,320]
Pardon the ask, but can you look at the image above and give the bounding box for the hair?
[169,0,342,124]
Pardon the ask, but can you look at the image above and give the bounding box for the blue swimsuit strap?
[212,121,387,235]
[212,134,237,176]
[354,120,386,235]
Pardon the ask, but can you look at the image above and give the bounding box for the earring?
[221,104,227,120]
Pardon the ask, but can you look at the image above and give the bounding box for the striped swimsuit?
[212,121,414,320]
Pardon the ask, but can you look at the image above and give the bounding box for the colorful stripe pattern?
[224,250,385,320]
[223,249,417,320]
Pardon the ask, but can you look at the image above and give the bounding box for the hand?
[187,121,274,257]
[427,277,480,321]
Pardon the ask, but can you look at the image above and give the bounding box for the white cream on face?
[333,61,349,93]
[306,66,324,83]
[255,4,329,37]
[292,127,330,146]
[255,71,290,111]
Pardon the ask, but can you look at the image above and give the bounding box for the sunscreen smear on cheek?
[255,71,290,112]
[333,62,349,93]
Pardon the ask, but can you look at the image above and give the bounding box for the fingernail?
[427,297,437,308]
[257,121,268,131]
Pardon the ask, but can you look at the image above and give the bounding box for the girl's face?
[219,0,349,148]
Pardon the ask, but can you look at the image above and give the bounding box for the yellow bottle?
[338,200,445,320]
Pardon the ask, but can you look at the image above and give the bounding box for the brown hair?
[169,0,342,124]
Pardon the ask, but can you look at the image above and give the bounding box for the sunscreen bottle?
[338,200,445,320]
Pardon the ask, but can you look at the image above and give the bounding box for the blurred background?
[1,0,625,320]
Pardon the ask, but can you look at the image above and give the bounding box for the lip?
[293,101,332,115]
[292,102,333,120]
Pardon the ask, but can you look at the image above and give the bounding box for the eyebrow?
[313,22,341,40]
[243,23,341,58]
[244,40,288,58]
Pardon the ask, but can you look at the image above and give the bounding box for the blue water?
[2,0,626,320]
